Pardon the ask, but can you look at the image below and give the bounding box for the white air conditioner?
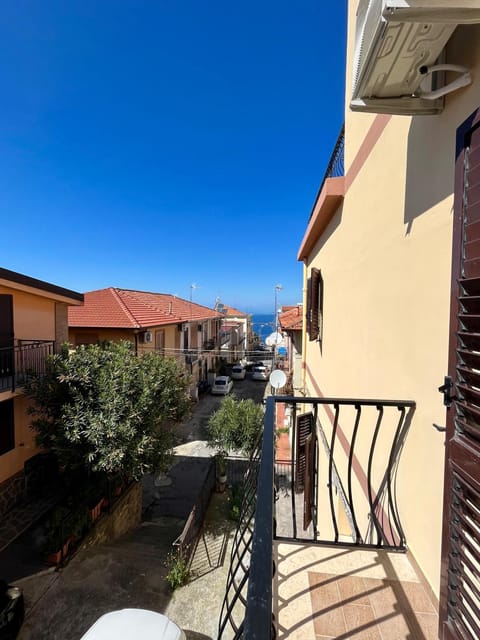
[144,331,153,343]
[350,0,480,115]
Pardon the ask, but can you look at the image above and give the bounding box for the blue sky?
[1,1,346,314]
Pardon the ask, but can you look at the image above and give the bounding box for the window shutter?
[303,433,315,530]
[295,412,313,492]
[310,269,320,340]
[306,277,312,338]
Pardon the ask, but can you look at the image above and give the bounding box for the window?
[0,399,14,455]
[75,332,99,346]
[155,330,165,355]
[307,268,324,343]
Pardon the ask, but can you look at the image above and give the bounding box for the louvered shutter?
[295,412,313,493]
[303,433,315,530]
[310,269,320,340]
[441,117,480,640]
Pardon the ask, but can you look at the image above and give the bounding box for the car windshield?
[232,367,242,372]
[215,380,226,385]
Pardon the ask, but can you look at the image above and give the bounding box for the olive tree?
[207,395,264,459]
[24,341,191,481]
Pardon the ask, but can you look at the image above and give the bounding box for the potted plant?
[215,452,227,493]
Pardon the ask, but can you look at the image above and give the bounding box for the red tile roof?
[222,305,248,317]
[279,305,303,332]
[68,288,222,329]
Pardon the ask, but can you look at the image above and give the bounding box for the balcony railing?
[218,394,415,639]
[0,340,55,393]
[309,125,345,222]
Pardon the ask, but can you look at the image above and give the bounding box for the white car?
[211,375,234,395]
[231,364,246,380]
[80,609,186,640]
[252,365,269,381]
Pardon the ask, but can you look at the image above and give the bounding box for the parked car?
[211,375,234,395]
[231,364,246,380]
[0,581,24,640]
[252,365,269,381]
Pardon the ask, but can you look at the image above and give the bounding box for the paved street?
[13,374,269,640]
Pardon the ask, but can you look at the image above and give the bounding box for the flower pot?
[46,549,63,566]
[62,538,70,559]
[89,500,103,523]
[216,478,227,493]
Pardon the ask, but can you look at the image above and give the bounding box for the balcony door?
[440,111,480,639]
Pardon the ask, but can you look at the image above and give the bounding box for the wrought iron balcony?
[0,340,55,393]
[203,338,216,351]
[218,393,415,639]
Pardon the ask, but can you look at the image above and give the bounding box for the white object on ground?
[79,608,186,640]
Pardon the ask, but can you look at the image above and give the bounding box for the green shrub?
[165,548,190,590]
[228,484,244,522]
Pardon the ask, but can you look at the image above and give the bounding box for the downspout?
[301,261,308,395]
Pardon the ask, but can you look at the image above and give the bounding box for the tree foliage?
[24,341,191,480]
[207,395,264,458]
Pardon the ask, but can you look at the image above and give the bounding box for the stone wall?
[0,471,25,518]
[80,481,142,549]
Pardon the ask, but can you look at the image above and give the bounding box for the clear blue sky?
[1,1,346,314]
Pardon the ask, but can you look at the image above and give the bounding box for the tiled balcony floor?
[276,542,439,640]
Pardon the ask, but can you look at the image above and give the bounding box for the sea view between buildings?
[250,313,275,345]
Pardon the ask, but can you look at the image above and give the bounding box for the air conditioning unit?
[350,0,480,115]
[144,331,153,343]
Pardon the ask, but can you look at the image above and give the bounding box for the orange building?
[0,268,83,515]
[68,288,222,399]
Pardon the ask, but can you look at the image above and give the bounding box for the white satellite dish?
[265,332,283,346]
[269,369,287,390]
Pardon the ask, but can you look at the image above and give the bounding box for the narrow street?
[14,375,269,640]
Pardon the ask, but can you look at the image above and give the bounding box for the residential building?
[68,288,222,399]
[278,304,303,393]
[0,268,83,517]
[214,302,250,362]
[219,3,480,638]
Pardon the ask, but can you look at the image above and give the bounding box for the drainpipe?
[301,261,308,395]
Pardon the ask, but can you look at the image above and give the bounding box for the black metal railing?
[0,340,54,393]
[309,124,345,222]
[218,394,415,639]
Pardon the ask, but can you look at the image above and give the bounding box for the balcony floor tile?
[276,542,438,640]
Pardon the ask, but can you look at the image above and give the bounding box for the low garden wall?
[80,481,142,550]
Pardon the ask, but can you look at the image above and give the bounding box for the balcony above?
[0,340,55,394]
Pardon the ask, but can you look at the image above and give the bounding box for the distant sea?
[251,313,275,344]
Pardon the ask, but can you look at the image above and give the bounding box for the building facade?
[0,268,83,515]
[298,1,480,631]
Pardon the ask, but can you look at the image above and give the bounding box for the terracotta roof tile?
[68,288,221,328]
[279,305,303,331]
[222,305,248,317]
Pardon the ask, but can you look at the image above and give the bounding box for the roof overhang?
[0,267,84,305]
[297,177,345,262]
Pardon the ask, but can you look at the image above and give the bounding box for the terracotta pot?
[46,549,62,566]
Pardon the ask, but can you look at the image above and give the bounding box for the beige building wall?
[303,3,480,599]
[0,286,56,340]
[0,285,81,483]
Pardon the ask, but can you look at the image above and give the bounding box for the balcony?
[0,341,55,393]
[203,338,217,351]
[218,394,440,639]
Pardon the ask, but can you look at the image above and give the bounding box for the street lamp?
[274,284,283,366]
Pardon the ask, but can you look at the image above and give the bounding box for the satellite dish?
[269,369,287,390]
[265,332,283,346]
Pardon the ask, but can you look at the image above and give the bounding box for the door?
[440,112,480,639]
[0,295,14,387]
